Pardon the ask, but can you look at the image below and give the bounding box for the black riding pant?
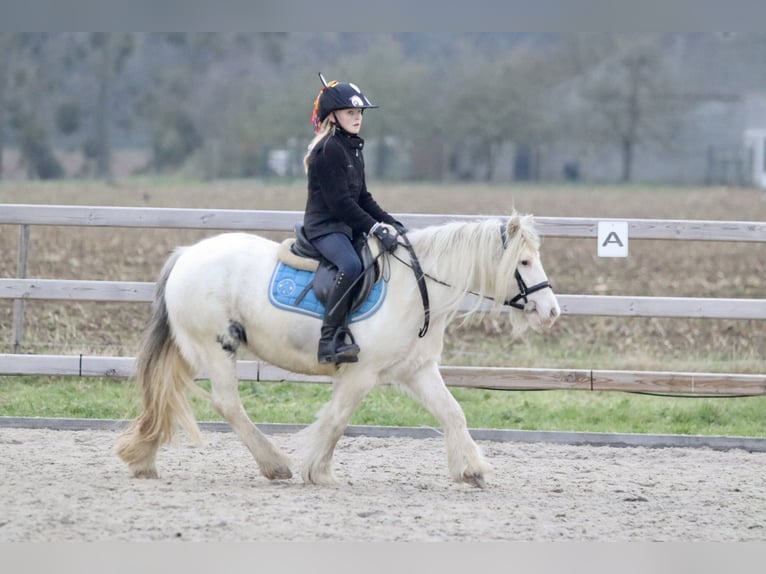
[310,232,362,324]
[310,232,363,281]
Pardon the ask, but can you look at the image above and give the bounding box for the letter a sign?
[597,221,629,257]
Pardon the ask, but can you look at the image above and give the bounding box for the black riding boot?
[317,271,360,365]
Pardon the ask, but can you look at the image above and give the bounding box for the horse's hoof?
[301,468,337,486]
[463,472,486,489]
[133,468,158,479]
[265,466,293,480]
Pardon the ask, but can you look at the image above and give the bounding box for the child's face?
[333,108,363,134]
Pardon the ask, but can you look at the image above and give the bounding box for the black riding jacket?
[303,126,395,241]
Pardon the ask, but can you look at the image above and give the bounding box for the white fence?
[2,204,765,395]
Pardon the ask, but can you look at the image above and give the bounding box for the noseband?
[504,269,553,310]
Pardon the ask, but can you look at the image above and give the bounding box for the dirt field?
[2,426,766,542]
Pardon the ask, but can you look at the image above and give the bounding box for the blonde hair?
[303,118,335,173]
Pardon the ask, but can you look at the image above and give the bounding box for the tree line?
[1,33,763,183]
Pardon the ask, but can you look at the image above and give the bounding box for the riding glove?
[392,220,408,235]
[371,223,399,252]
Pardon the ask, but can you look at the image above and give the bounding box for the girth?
[277,225,380,315]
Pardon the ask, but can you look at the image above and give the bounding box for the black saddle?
[291,225,380,315]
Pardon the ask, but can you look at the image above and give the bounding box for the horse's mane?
[408,212,540,321]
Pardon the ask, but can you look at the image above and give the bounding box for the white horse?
[116,212,560,487]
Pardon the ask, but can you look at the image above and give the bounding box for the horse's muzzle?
[525,297,560,329]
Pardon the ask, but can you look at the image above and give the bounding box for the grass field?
[0,179,764,435]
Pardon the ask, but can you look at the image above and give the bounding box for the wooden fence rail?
[1,204,764,394]
[1,278,765,319]
[2,354,764,396]
[2,203,766,241]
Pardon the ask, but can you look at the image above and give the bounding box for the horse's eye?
[520,260,530,267]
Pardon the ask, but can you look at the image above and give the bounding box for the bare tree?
[564,35,681,182]
[339,36,434,179]
[445,46,551,181]
[134,33,287,176]
[0,34,12,179]
[89,33,134,181]
[0,33,65,179]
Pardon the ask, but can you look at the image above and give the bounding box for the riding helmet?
[311,73,378,132]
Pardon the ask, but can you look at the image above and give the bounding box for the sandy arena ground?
[1,427,766,542]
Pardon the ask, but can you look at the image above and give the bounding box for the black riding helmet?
[311,72,378,132]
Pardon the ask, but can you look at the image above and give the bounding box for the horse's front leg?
[300,368,376,485]
[404,361,492,487]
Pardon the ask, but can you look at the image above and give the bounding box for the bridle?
[499,221,554,310]
[393,221,554,336]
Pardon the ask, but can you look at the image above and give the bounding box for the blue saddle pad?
[268,262,385,323]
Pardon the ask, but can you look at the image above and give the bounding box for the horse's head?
[405,213,560,334]
[498,214,560,332]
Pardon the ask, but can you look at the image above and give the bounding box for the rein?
[325,233,430,337]
[398,230,431,337]
[339,222,552,340]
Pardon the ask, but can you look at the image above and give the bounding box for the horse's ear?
[507,215,521,238]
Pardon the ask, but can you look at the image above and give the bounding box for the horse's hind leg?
[116,422,162,479]
[404,361,492,487]
[206,356,292,480]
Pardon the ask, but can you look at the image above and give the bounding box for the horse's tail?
[115,248,202,475]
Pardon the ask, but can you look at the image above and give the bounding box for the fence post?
[12,224,30,353]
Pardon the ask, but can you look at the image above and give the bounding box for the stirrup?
[317,326,360,365]
[317,346,359,365]
[332,327,360,363]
